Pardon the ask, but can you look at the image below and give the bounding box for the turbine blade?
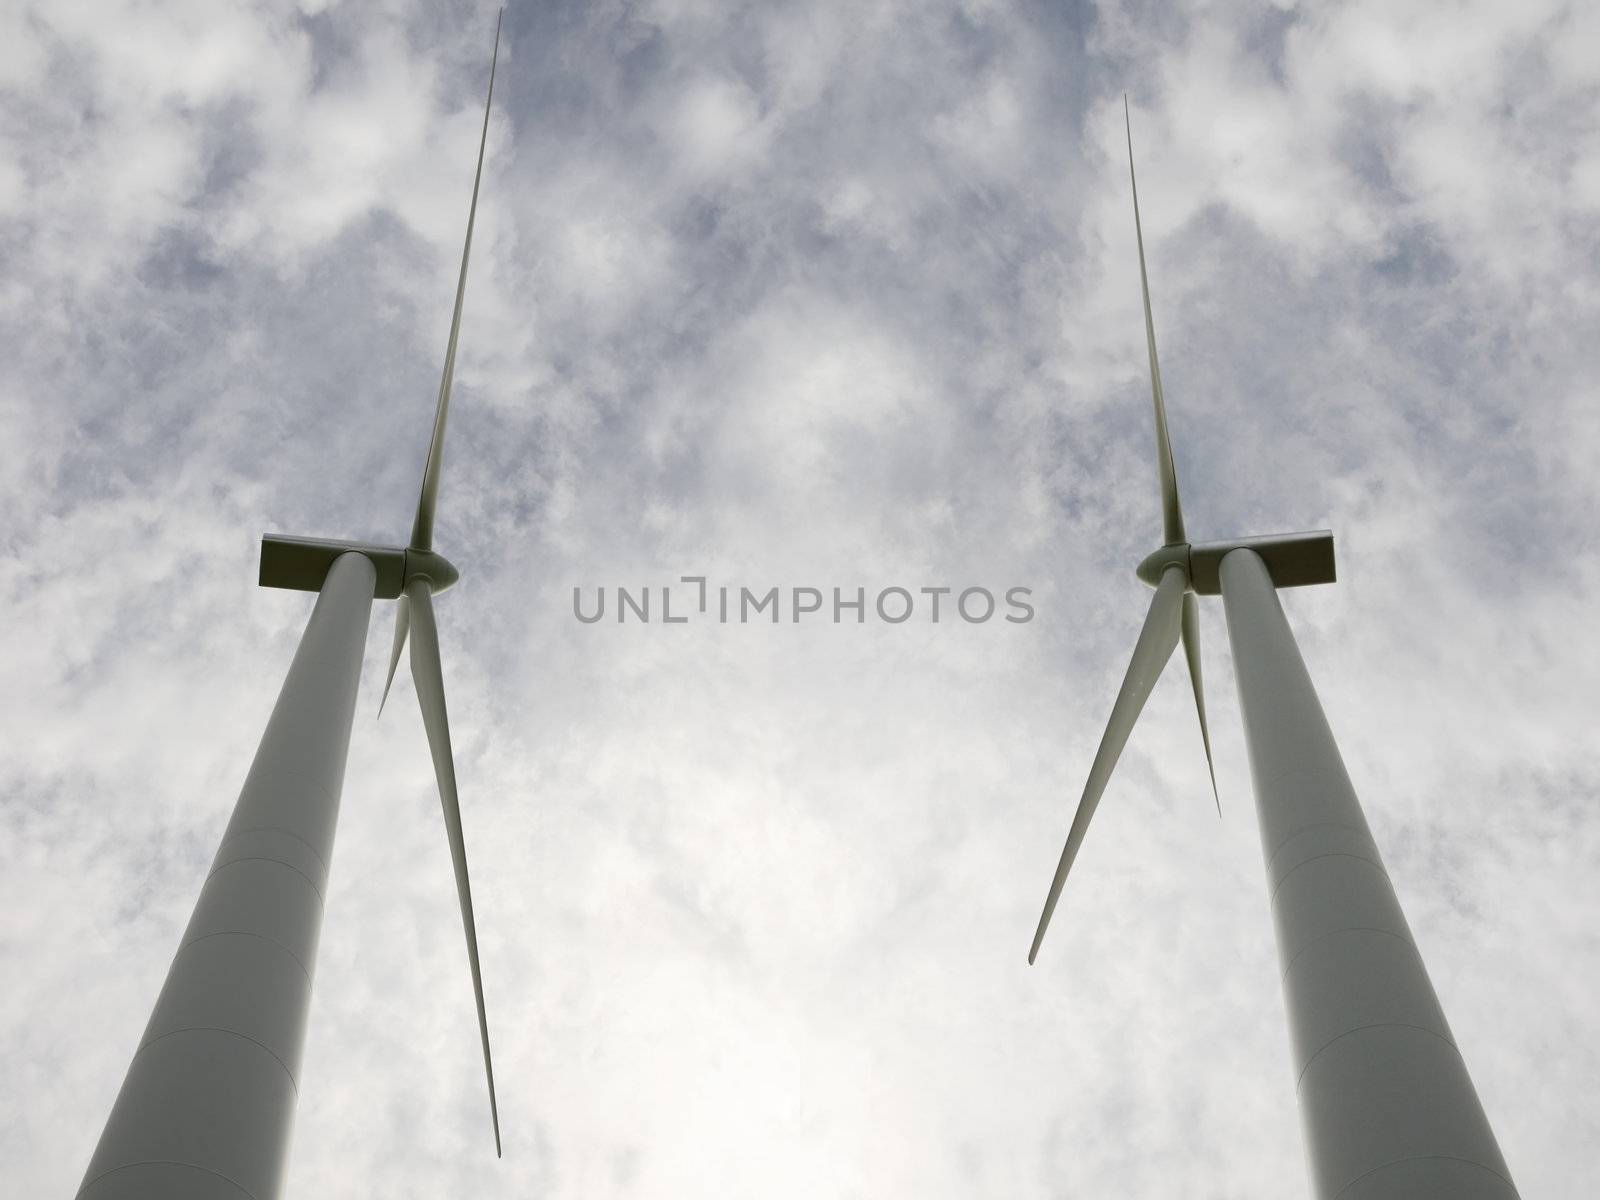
[1029,566,1186,964]
[406,579,501,1157]
[1181,590,1219,815]
[378,592,411,717]
[410,9,503,553]
[1124,97,1185,547]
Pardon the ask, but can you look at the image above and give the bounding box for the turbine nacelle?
[1134,530,1338,594]
[258,533,460,598]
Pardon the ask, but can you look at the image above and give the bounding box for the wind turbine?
[75,14,504,1198]
[1028,101,1520,1200]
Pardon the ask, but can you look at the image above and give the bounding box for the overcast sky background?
[3,0,1598,1196]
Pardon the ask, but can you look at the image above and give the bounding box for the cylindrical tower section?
[77,551,377,1200]
[1219,547,1514,1200]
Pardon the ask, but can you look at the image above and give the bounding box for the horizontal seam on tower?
[206,856,324,903]
[1279,926,1417,983]
[1296,1022,1458,1089]
[78,1158,260,1199]
[217,824,329,874]
[133,1026,298,1096]
[1330,1153,1518,1198]
[1264,820,1369,875]
[177,930,313,983]
[1270,852,1385,903]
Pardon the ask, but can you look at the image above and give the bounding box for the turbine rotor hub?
[404,548,460,594]
[1136,543,1191,589]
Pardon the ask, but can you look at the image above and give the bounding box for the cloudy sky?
[3,0,1597,1195]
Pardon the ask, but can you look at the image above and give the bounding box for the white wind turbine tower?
[1028,102,1520,1200]
[75,15,505,1198]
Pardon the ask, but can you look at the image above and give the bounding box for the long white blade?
[1181,591,1219,814]
[406,579,501,1156]
[1029,566,1186,964]
[378,592,411,717]
[410,9,502,553]
[1124,97,1185,547]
